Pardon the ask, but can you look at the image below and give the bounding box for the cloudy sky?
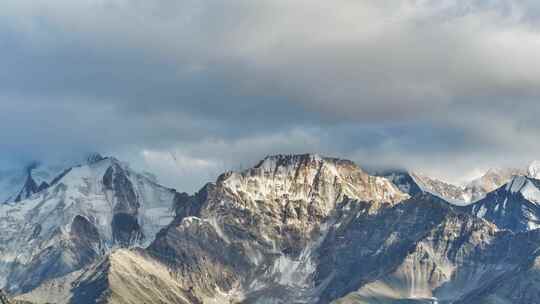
[1,0,540,192]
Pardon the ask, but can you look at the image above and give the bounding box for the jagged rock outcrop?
[13,174,39,203]
[0,163,58,204]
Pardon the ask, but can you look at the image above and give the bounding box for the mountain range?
[1,153,540,303]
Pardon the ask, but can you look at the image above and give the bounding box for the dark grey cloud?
[1,0,540,191]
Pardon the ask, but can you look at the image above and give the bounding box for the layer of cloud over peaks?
[1,0,540,191]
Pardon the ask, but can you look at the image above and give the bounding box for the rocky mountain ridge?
[381,166,528,205]
[3,154,540,304]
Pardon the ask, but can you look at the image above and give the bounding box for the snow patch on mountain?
[504,175,540,204]
[522,182,540,204]
[528,161,540,179]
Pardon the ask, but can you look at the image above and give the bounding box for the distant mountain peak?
[11,161,52,203]
[13,173,39,203]
[85,152,106,165]
[24,161,40,174]
[466,174,540,232]
[463,166,525,203]
[528,160,540,179]
[378,169,472,205]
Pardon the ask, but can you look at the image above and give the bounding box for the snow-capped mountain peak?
[466,175,540,232]
[464,167,525,203]
[13,172,39,203]
[0,156,181,293]
[528,160,540,179]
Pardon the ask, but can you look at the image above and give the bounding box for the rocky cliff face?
[455,250,540,304]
